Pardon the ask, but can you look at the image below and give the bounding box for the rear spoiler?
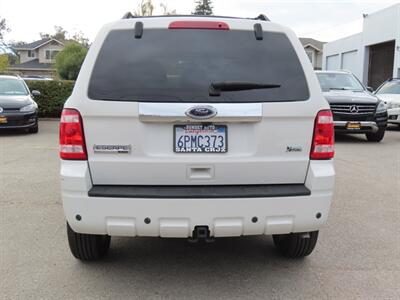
[121,13,270,21]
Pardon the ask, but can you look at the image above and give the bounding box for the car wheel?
[28,124,39,134]
[67,222,111,261]
[273,231,319,258]
[366,128,385,142]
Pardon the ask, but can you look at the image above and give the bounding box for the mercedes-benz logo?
[349,105,359,113]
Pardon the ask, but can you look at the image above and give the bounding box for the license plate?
[0,116,7,124]
[174,124,227,153]
[346,122,361,130]
[389,115,398,120]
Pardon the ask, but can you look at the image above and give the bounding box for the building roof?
[8,59,55,70]
[13,38,64,50]
[299,38,326,52]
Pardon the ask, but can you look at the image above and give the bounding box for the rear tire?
[273,231,319,258]
[67,223,111,261]
[366,128,385,142]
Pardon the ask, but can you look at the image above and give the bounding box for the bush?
[55,42,87,80]
[25,80,75,117]
[0,54,8,72]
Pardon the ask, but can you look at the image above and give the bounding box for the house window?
[27,50,35,58]
[45,50,60,60]
[51,50,59,59]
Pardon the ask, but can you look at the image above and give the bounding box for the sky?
[0,0,399,43]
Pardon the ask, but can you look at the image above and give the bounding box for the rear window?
[88,29,309,103]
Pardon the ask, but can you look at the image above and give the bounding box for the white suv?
[60,15,335,260]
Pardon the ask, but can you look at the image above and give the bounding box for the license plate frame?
[174,124,228,153]
[0,116,7,124]
[346,122,361,130]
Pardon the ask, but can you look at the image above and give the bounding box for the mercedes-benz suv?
[316,70,387,142]
[60,15,335,261]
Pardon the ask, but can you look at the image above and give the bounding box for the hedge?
[25,80,75,117]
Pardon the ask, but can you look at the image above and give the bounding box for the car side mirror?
[366,86,374,93]
[31,90,41,97]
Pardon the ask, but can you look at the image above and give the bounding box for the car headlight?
[19,103,38,112]
[376,101,387,113]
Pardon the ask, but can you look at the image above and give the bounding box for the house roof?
[8,59,55,70]
[299,38,326,52]
[13,38,64,50]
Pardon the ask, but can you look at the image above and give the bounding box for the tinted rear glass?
[88,29,309,102]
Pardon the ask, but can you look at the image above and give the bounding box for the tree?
[0,54,8,72]
[40,26,67,42]
[0,17,10,40]
[193,0,213,15]
[133,0,155,16]
[160,3,176,15]
[131,0,176,16]
[55,42,88,80]
[71,31,90,48]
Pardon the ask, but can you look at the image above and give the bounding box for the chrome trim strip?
[334,121,379,132]
[139,103,263,123]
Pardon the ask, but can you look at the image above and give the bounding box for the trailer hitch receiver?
[188,226,214,243]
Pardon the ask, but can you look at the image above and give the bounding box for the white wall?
[323,3,400,83]
[323,33,363,78]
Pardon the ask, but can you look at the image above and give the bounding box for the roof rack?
[121,13,270,21]
[255,14,270,21]
[122,12,135,19]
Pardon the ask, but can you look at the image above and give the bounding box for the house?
[299,38,326,70]
[8,38,64,78]
[323,3,400,89]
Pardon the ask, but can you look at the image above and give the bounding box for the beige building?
[9,38,64,78]
[299,38,326,70]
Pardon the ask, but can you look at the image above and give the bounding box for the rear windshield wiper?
[329,87,350,91]
[209,81,281,96]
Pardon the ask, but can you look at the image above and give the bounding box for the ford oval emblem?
[185,105,217,120]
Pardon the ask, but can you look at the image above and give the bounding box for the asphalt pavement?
[1,121,399,299]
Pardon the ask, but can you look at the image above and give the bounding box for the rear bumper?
[387,108,400,124]
[61,160,335,238]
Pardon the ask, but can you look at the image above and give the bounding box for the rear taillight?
[310,110,335,160]
[59,109,87,160]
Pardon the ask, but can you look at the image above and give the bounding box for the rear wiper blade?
[209,81,281,96]
[329,87,349,90]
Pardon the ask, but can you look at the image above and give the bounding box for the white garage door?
[326,54,340,70]
[341,50,358,73]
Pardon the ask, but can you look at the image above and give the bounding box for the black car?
[316,71,387,142]
[0,75,40,133]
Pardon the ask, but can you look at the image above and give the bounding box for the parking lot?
[1,120,399,299]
